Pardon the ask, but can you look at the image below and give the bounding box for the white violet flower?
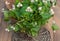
[11,26,15,30]
[13,28,15,30]
[43,0,47,3]
[52,3,56,7]
[53,30,56,33]
[12,4,15,10]
[31,0,35,3]
[9,9,12,10]
[2,8,4,11]
[5,28,10,32]
[11,26,14,28]
[38,7,42,11]
[50,0,55,2]
[17,2,23,7]
[26,7,33,12]
[35,0,38,2]
[52,20,56,24]
[35,22,37,25]
[2,8,5,12]
[5,1,10,5]
[50,9,54,15]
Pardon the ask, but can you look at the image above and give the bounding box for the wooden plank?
[0,23,5,41]
[7,32,12,41]
[2,31,9,41]
[0,14,2,27]
[54,31,60,41]
[0,21,8,41]
[53,0,60,41]
[0,0,11,41]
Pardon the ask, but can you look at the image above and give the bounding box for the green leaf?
[20,5,28,13]
[7,25,13,31]
[22,0,30,5]
[52,0,57,5]
[14,24,20,32]
[40,12,52,20]
[31,26,40,36]
[9,10,16,18]
[13,10,20,20]
[52,24,59,30]
[31,31,37,37]
[15,0,20,4]
[4,11,9,21]
[31,27,39,32]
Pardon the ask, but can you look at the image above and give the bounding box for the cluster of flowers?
[5,0,55,14]
[5,26,15,32]
[3,0,56,32]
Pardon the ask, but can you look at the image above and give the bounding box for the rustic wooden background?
[0,0,60,41]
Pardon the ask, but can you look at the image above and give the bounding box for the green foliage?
[4,0,56,36]
[4,11,9,21]
[15,0,20,4]
[52,24,59,30]
[14,24,20,32]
